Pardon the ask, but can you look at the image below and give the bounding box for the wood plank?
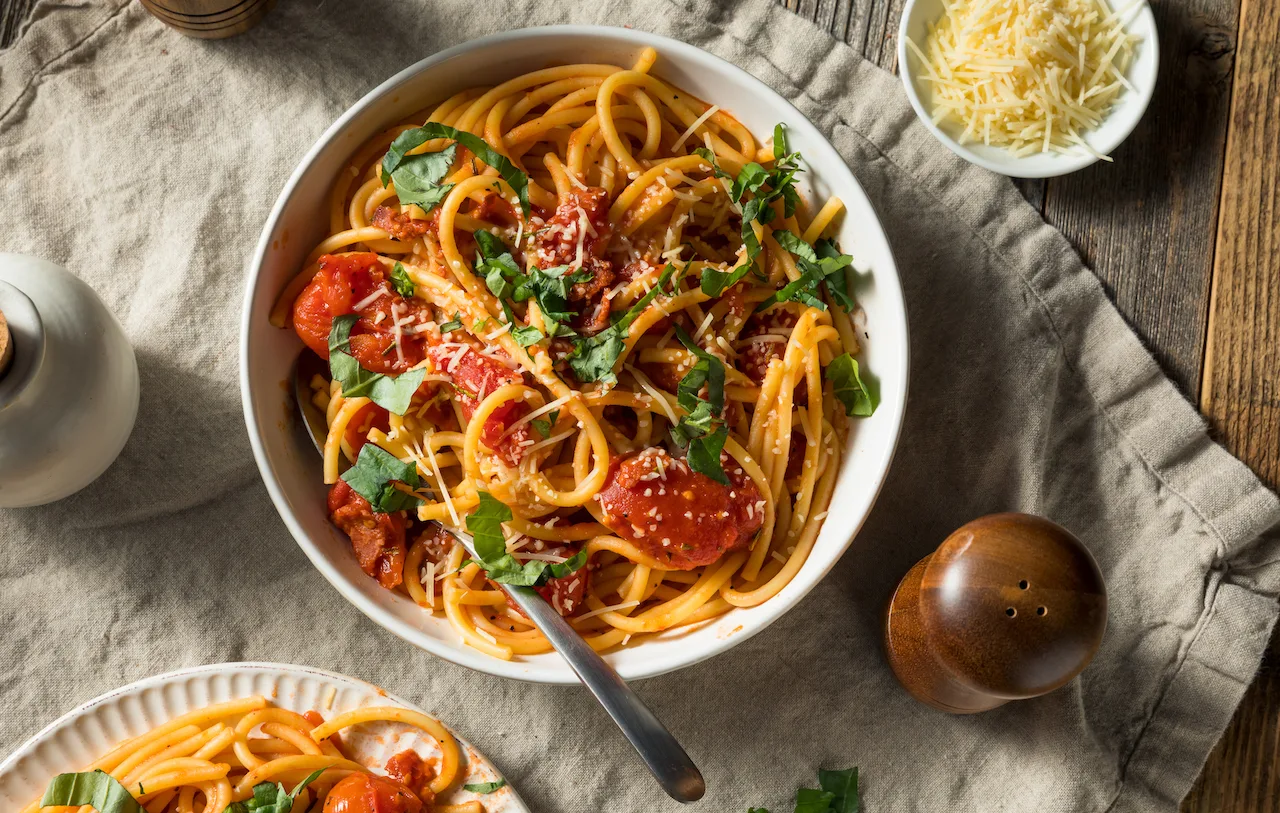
[1041,1,1241,396]
[0,0,33,48]
[1186,0,1280,806]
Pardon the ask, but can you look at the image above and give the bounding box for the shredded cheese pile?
[905,0,1141,158]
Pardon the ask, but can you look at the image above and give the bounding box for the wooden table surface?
[2,0,1277,808]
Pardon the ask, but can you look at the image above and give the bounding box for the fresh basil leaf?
[548,409,560,426]
[463,779,507,794]
[686,424,730,485]
[391,262,416,298]
[827,353,877,417]
[41,771,141,813]
[568,264,675,384]
[773,122,789,162]
[405,123,530,216]
[547,547,588,578]
[467,491,513,563]
[794,788,837,813]
[731,162,770,204]
[439,312,463,333]
[511,323,544,346]
[475,230,521,300]
[748,809,771,813]
[815,238,856,311]
[326,317,427,415]
[755,268,826,313]
[340,443,423,514]
[693,146,732,180]
[514,264,592,322]
[389,143,456,214]
[773,230,818,264]
[531,419,552,438]
[818,768,859,813]
[672,324,725,415]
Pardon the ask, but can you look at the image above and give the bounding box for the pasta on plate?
[27,697,501,813]
[272,46,878,661]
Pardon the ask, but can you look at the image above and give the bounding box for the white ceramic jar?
[0,254,139,507]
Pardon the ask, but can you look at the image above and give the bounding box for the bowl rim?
[895,0,1160,179]
[240,23,910,684]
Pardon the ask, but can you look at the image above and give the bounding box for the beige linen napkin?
[2,1,1279,811]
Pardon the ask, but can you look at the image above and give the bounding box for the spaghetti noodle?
[27,696,491,813]
[273,47,877,661]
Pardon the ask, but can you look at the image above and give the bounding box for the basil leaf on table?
[827,353,877,417]
[40,770,141,813]
[340,444,424,514]
[818,767,859,813]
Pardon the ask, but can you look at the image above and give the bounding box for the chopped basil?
[463,779,507,794]
[531,408,560,438]
[383,123,529,216]
[567,263,675,384]
[40,770,141,813]
[700,123,803,298]
[466,492,588,586]
[827,353,877,417]
[326,315,427,415]
[384,143,456,214]
[391,262,416,298]
[438,312,463,333]
[226,769,326,813]
[755,236,855,313]
[475,230,522,301]
[668,325,730,484]
[340,444,425,514]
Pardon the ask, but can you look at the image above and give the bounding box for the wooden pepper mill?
[884,513,1107,713]
[138,0,276,39]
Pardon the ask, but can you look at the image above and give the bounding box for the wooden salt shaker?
[138,0,276,39]
[884,513,1107,713]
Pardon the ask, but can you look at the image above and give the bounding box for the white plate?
[240,25,909,684]
[0,662,528,812]
[898,0,1160,178]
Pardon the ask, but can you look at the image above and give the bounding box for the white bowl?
[897,0,1159,178]
[240,26,909,684]
[0,662,528,812]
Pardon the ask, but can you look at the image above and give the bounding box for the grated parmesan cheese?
[905,0,1140,158]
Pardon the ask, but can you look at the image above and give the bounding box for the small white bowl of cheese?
[897,0,1159,178]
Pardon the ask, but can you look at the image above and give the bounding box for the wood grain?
[1041,0,1241,396]
[0,0,31,48]
[1184,0,1280,808]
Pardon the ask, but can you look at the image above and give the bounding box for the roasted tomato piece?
[343,403,391,455]
[532,187,616,336]
[323,772,424,813]
[595,447,764,569]
[291,252,434,375]
[372,204,437,242]
[427,345,532,466]
[328,480,407,589]
[383,749,437,803]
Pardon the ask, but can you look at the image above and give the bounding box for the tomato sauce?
[323,773,424,813]
[372,205,438,242]
[532,187,616,335]
[292,253,434,375]
[327,480,407,589]
[426,345,532,466]
[383,750,436,803]
[595,446,764,569]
